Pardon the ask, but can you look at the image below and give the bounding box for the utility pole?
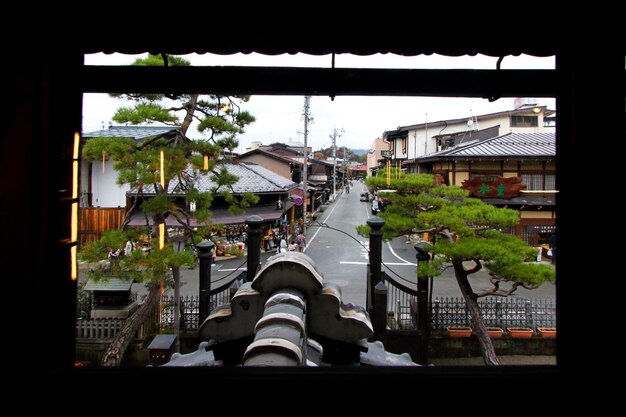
[329,127,344,201]
[302,96,312,235]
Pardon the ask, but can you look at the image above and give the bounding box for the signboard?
[462,175,526,199]
[295,197,303,206]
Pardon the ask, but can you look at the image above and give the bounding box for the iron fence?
[431,297,556,331]
[160,290,236,330]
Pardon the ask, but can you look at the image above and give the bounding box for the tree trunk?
[101,283,162,367]
[452,260,500,366]
[180,94,198,135]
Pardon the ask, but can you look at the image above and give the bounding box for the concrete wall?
[367,137,389,175]
[90,159,129,208]
[239,154,292,180]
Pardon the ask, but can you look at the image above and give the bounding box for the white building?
[80,126,177,208]
[366,137,391,176]
[382,103,555,173]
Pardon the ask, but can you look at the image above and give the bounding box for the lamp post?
[245,215,264,283]
[196,239,215,326]
[172,236,185,353]
[414,242,431,365]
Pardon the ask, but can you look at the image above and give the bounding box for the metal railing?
[431,297,556,331]
[382,271,419,329]
[160,272,244,330]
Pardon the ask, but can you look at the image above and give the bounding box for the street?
[79,182,555,305]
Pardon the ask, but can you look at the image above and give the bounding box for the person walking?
[124,239,133,256]
[295,231,306,252]
[278,234,288,253]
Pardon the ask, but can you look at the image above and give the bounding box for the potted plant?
[486,327,504,338]
[507,327,534,338]
[537,327,556,338]
[447,326,472,337]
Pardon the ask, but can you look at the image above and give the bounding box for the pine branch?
[466,258,483,274]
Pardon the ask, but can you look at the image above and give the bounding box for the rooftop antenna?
[467,109,478,131]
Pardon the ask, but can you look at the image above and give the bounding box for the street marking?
[361,240,369,259]
[306,196,342,251]
[386,242,416,266]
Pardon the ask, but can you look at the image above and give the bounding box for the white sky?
[83,53,555,153]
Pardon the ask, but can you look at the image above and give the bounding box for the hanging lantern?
[203,155,209,171]
[102,150,106,173]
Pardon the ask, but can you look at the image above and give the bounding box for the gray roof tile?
[138,162,298,195]
[423,132,555,159]
[82,125,176,140]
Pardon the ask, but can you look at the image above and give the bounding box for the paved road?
[80,181,555,304]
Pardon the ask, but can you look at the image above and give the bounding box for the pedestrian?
[125,239,133,256]
[536,246,542,262]
[108,247,120,268]
[279,234,288,253]
[549,234,556,265]
[296,231,306,252]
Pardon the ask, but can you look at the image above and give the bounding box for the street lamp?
[172,235,186,353]
[414,242,431,365]
[196,239,215,324]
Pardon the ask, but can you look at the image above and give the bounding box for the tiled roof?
[84,278,133,291]
[389,107,555,134]
[82,125,176,140]
[421,132,555,160]
[138,162,298,195]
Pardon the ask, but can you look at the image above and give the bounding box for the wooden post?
[196,239,214,326]
[245,215,264,283]
[96,206,100,240]
[367,216,385,312]
[373,282,388,343]
[290,205,295,239]
[415,243,431,365]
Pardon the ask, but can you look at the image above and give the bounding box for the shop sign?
[462,175,526,199]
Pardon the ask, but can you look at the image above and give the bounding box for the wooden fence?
[76,305,161,341]
[76,318,124,339]
[79,207,126,246]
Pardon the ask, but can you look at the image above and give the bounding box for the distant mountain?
[350,149,369,156]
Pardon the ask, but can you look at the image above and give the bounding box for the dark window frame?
[21,42,623,381]
[511,115,539,127]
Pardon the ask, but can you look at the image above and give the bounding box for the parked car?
[360,192,369,202]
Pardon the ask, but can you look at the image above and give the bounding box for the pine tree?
[80,54,257,366]
[358,171,555,365]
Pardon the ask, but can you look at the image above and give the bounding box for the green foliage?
[132,54,191,67]
[87,53,259,285]
[142,194,175,216]
[82,137,136,162]
[197,115,241,135]
[79,230,127,262]
[113,103,178,125]
[358,173,555,287]
[76,281,91,319]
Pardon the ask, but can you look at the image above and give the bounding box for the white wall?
[91,159,129,207]
[403,109,553,160]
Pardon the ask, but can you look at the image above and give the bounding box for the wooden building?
[418,132,556,246]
